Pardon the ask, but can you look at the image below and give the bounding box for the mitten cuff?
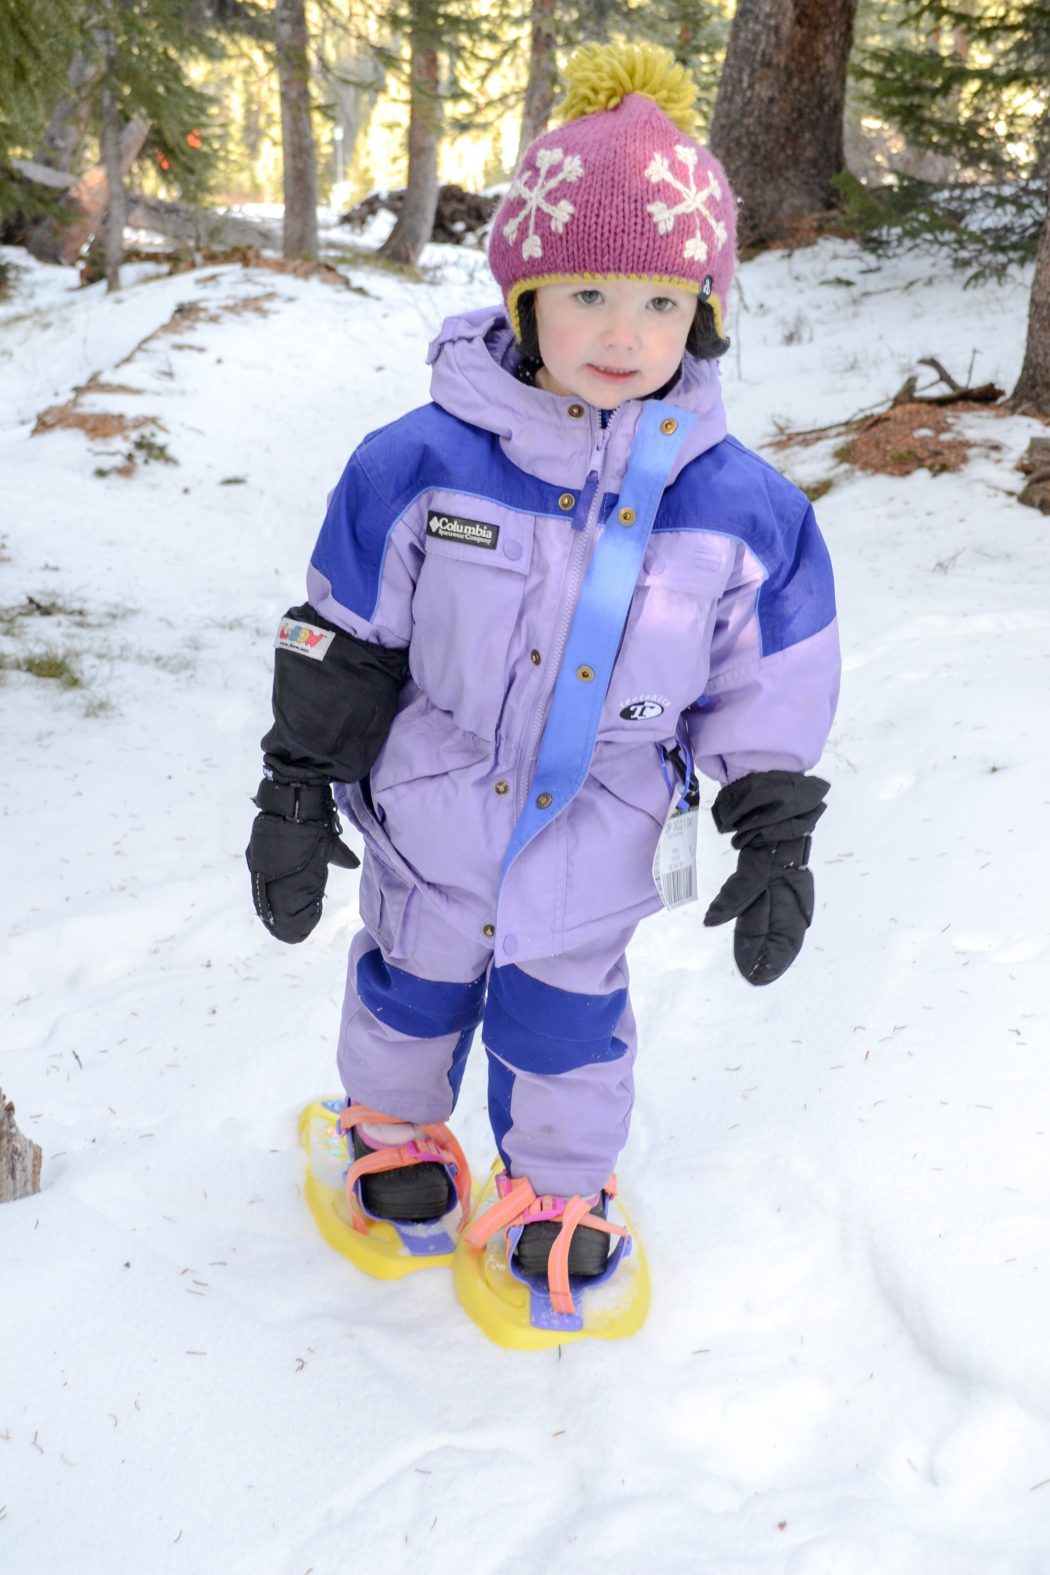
[711,770,828,848]
[252,776,336,825]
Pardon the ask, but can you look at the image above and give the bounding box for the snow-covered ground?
[1,231,1048,1573]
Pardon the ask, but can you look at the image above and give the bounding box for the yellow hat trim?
[506,273,724,345]
[556,42,700,137]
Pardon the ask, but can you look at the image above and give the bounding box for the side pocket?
[357,850,413,956]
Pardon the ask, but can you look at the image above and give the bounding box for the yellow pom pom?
[556,42,699,136]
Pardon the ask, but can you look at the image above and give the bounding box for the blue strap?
[500,402,697,883]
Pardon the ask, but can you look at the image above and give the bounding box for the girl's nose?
[602,313,641,349]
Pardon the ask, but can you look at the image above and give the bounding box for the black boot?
[514,1195,611,1280]
[350,1125,454,1223]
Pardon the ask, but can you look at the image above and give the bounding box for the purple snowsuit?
[306,307,840,1195]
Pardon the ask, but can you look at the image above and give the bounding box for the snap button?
[558,493,575,512]
[482,923,495,939]
[503,540,522,561]
[535,791,553,809]
[618,506,637,526]
[576,664,595,682]
[567,403,584,419]
[530,649,542,665]
[494,780,510,796]
[660,417,678,435]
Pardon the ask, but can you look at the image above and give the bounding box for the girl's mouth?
[587,365,637,380]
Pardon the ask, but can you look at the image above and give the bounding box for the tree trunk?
[275,0,318,260]
[35,49,98,173]
[710,0,859,247]
[1013,180,1050,415]
[0,1092,42,1203]
[99,30,125,292]
[515,0,558,167]
[379,36,441,267]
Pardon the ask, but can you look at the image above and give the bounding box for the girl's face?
[532,279,696,408]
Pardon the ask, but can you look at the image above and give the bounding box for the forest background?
[2,0,1049,391]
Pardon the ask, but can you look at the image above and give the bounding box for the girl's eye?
[649,297,677,313]
[575,289,603,306]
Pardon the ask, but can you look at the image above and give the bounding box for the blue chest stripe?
[499,402,697,886]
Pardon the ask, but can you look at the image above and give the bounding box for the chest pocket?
[409,507,535,742]
[601,532,732,743]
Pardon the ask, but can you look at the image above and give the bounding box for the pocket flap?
[641,532,729,595]
[423,503,534,575]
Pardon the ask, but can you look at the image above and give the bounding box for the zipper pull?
[572,471,599,531]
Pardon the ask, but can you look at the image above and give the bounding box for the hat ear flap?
[686,298,730,361]
[516,290,541,359]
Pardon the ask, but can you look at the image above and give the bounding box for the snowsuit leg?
[338,856,638,1196]
[482,924,638,1199]
[337,858,489,1123]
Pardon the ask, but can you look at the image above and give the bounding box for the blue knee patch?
[485,1048,514,1171]
[356,948,487,1039]
[447,1027,474,1104]
[483,964,629,1075]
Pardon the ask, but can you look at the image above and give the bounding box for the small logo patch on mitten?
[276,617,334,660]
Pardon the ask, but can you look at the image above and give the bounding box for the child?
[247,43,840,1324]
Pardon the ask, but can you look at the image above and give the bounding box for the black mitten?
[246,777,359,944]
[703,770,828,986]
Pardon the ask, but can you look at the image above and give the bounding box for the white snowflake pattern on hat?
[645,145,727,263]
[502,147,585,261]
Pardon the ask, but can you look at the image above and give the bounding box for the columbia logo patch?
[276,617,334,660]
[427,511,499,550]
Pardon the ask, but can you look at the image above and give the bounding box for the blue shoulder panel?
[652,434,836,655]
[310,404,568,621]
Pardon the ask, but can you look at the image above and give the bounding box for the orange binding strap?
[545,1197,626,1317]
[338,1104,472,1234]
[463,1176,537,1249]
[466,1168,629,1317]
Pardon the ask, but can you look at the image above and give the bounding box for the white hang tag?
[653,748,700,910]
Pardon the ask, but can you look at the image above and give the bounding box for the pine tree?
[0,0,80,223]
[516,0,558,165]
[276,0,319,259]
[710,0,860,246]
[852,2,1050,411]
[378,3,442,265]
[846,1,1050,276]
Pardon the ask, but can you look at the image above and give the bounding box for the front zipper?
[516,412,619,818]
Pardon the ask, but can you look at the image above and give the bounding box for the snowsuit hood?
[426,305,728,487]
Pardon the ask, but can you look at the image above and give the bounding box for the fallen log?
[1017,435,1050,514]
[0,1091,42,1202]
[10,158,281,258]
[124,194,280,253]
[342,182,498,246]
[19,116,149,264]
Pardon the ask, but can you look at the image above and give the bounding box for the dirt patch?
[168,246,350,289]
[775,400,1009,478]
[127,290,279,353]
[32,403,159,440]
[77,377,145,396]
[838,402,975,477]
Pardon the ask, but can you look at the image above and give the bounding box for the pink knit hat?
[489,43,737,343]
